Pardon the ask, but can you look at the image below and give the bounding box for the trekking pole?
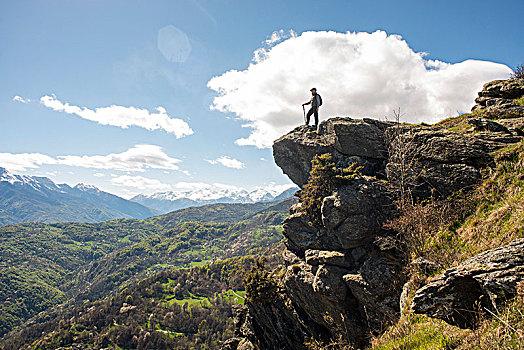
[302,105,306,124]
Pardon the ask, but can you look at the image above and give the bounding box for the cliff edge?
[226,78,524,350]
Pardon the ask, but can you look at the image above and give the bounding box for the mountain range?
[131,185,298,213]
[0,167,157,225]
[0,167,298,225]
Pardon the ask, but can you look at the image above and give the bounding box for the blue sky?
[1,0,523,198]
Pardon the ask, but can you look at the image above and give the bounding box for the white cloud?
[265,29,297,45]
[57,145,182,172]
[93,172,105,177]
[40,94,193,138]
[208,30,512,148]
[111,175,173,192]
[0,145,186,173]
[12,95,31,104]
[206,156,245,169]
[0,152,57,171]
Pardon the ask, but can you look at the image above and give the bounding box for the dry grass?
[370,141,524,349]
[386,141,524,271]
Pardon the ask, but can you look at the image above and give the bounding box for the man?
[302,88,322,129]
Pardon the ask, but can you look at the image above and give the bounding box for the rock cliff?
[227,78,524,349]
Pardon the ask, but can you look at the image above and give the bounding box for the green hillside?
[0,199,292,338]
[1,253,282,350]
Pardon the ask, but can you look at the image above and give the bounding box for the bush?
[299,153,361,227]
[510,63,524,79]
[243,257,278,303]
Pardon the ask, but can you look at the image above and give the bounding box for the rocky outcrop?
[471,78,524,113]
[471,78,524,134]
[273,118,390,187]
[228,80,524,350]
[411,239,524,329]
[385,126,522,197]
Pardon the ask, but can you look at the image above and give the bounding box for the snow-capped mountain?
[0,167,157,225]
[131,184,298,214]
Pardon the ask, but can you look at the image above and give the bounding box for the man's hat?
[310,87,317,91]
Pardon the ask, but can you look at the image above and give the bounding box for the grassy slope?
[370,139,524,349]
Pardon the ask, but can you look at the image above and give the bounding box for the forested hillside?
[0,199,292,339]
[1,252,282,350]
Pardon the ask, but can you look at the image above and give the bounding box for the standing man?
[302,88,322,129]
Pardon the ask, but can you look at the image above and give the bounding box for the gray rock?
[318,117,389,158]
[411,257,439,276]
[273,125,334,187]
[466,116,510,133]
[283,260,367,346]
[386,127,519,197]
[411,239,524,329]
[471,78,524,116]
[305,249,351,268]
[282,211,320,252]
[343,256,402,330]
[273,118,390,187]
[321,178,394,249]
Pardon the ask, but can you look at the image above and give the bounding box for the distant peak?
[75,183,101,192]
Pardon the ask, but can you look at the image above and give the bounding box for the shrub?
[243,257,278,303]
[299,153,361,227]
[510,63,524,79]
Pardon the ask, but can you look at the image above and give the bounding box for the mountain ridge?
[0,167,157,225]
[131,184,298,213]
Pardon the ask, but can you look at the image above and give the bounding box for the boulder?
[273,125,334,187]
[318,117,389,158]
[466,116,510,133]
[411,239,524,329]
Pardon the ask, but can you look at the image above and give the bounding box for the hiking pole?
[302,105,306,124]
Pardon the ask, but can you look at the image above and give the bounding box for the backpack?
[317,94,323,106]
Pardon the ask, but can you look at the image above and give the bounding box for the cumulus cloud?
[40,95,193,138]
[0,152,57,171]
[265,29,297,45]
[12,95,31,103]
[111,175,173,192]
[57,145,182,172]
[0,145,186,173]
[206,156,245,169]
[208,30,512,148]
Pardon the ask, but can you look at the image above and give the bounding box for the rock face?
[273,118,390,187]
[227,80,524,350]
[411,239,524,329]
[471,78,524,134]
[471,78,524,114]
